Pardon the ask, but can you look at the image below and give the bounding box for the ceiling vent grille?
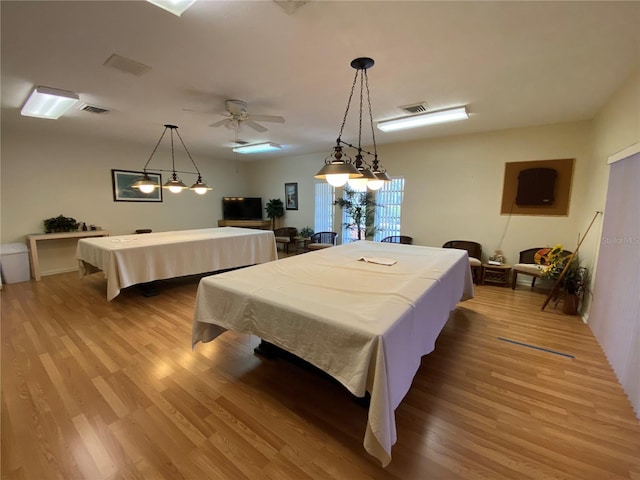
[79,104,110,114]
[400,102,428,114]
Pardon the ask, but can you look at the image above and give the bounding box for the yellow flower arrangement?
[537,244,589,304]
[540,244,570,279]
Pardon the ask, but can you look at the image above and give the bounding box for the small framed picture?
[112,169,163,202]
[285,182,298,210]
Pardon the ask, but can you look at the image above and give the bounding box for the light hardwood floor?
[1,265,639,479]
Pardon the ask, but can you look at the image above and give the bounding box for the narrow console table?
[217,219,271,229]
[26,230,109,281]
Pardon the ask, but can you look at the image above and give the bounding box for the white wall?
[580,68,640,317]
[248,121,594,269]
[1,124,249,274]
[4,74,633,287]
[246,152,319,232]
[379,122,594,262]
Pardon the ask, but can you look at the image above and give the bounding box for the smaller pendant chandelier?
[315,57,390,190]
[133,124,212,195]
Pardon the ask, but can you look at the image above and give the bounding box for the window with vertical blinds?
[374,177,405,241]
[315,178,405,243]
[589,151,639,419]
[314,182,335,233]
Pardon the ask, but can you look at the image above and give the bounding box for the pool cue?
[541,211,602,311]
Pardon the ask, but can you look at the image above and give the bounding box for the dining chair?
[512,247,572,289]
[380,235,413,245]
[273,227,298,253]
[442,240,482,284]
[307,231,337,251]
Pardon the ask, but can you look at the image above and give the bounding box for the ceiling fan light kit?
[21,85,79,119]
[232,142,282,154]
[315,57,390,190]
[209,99,286,133]
[132,124,211,195]
[377,106,468,132]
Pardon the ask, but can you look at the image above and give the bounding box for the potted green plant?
[540,245,590,315]
[335,187,378,240]
[265,198,285,230]
[562,265,590,315]
[43,214,79,233]
[299,226,314,239]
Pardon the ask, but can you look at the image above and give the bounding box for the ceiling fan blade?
[209,119,229,128]
[249,114,285,123]
[245,120,268,132]
[183,107,216,114]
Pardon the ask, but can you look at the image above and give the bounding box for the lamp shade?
[373,170,391,182]
[163,175,188,193]
[314,161,361,179]
[315,145,362,187]
[190,176,212,195]
[348,167,377,189]
[132,174,157,193]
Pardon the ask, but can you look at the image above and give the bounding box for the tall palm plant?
[265,198,285,230]
[335,187,378,240]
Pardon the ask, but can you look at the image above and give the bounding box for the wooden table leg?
[28,236,40,281]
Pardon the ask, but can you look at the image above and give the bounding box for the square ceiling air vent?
[399,102,428,114]
[103,54,152,77]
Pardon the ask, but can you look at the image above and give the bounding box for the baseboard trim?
[41,267,79,277]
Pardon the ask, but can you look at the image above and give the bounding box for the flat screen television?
[222,197,263,220]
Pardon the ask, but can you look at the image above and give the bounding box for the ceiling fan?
[208,99,285,133]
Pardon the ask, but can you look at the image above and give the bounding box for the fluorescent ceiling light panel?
[146,0,196,16]
[233,142,282,154]
[21,86,79,119]
[377,106,468,132]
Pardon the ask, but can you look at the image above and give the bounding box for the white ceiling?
[2,1,639,163]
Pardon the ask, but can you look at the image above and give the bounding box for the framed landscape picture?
[112,169,163,202]
[285,182,298,210]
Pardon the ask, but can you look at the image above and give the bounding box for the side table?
[293,236,310,253]
[26,230,110,281]
[481,263,512,287]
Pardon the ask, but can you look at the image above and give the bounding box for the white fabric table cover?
[192,241,474,466]
[76,227,277,301]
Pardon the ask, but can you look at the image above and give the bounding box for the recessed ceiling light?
[377,106,468,132]
[146,0,197,16]
[232,142,282,154]
[21,86,79,119]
